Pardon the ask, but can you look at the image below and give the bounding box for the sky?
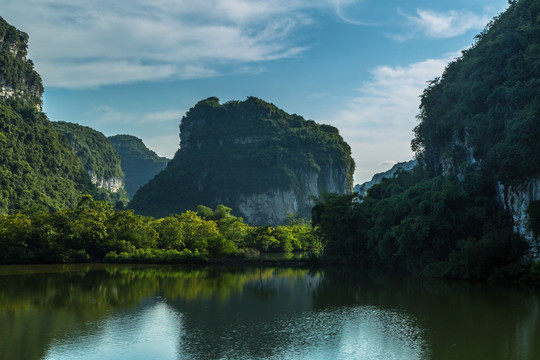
[2,0,509,184]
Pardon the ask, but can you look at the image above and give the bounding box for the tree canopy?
[412,0,540,185]
[0,100,94,214]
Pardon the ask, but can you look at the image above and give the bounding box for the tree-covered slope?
[52,122,129,208]
[0,18,93,214]
[412,0,540,250]
[108,134,170,198]
[412,0,540,184]
[131,97,354,223]
[0,101,93,213]
[52,122,124,188]
[312,0,540,277]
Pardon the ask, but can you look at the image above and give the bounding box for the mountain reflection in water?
[0,264,538,360]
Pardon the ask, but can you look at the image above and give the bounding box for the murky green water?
[0,264,538,360]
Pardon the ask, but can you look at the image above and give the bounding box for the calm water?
[0,264,539,360]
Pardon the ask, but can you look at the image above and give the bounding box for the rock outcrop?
[131,97,354,224]
[0,16,43,109]
[87,171,124,193]
[497,179,540,256]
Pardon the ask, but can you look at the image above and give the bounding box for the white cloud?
[37,61,178,89]
[3,0,347,88]
[140,110,185,124]
[325,55,455,183]
[331,0,381,26]
[400,8,490,38]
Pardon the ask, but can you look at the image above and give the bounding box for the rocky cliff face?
[497,179,540,257]
[0,17,43,109]
[235,165,350,224]
[87,171,124,193]
[131,97,354,224]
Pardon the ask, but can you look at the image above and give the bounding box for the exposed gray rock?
[497,178,540,258]
[87,171,124,193]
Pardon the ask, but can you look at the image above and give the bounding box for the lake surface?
[0,264,539,360]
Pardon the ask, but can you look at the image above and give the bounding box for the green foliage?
[108,134,169,198]
[0,100,94,214]
[0,213,33,263]
[131,97,355,222]
[412,0,540,184]
[52,122,130,208]
[448,230,529,280]
[53,122,124,182]
[312,167,530,279]
[0,201,318,264]
[104,248,206,264]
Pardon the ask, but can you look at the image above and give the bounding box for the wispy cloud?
[397,8,490,39]
[331,0,382,26]
[325,55,455,183]
[79,105,181,157]
[140,110,185,124]
[3,0,351,88]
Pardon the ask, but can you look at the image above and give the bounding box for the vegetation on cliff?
[53,122,124,182]
[52,122,129,208]
[108,134,169,198]
[0,17,97,214]
[313,0,539,280]
[411,0,540,185]
[0,100,94,214]
[313,169,530,279]
[0,16,43,107]
[131,96,354,222]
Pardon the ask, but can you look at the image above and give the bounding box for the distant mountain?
[0,17,93,213]
[131,97,355,224]
[108,135,170,198]
[53,122,129,207]
[354,160,417,197]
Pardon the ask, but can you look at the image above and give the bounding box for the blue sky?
[2,0,509,183]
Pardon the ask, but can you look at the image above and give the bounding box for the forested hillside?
[412,0,540,183]
[0,17,93,214]
[313,0,539,280]
[131,97,354,224]
[53,122,129,208]
[108,135,169,198]
[0,102,94,213]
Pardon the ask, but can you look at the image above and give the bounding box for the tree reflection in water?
[0,265,539,360]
